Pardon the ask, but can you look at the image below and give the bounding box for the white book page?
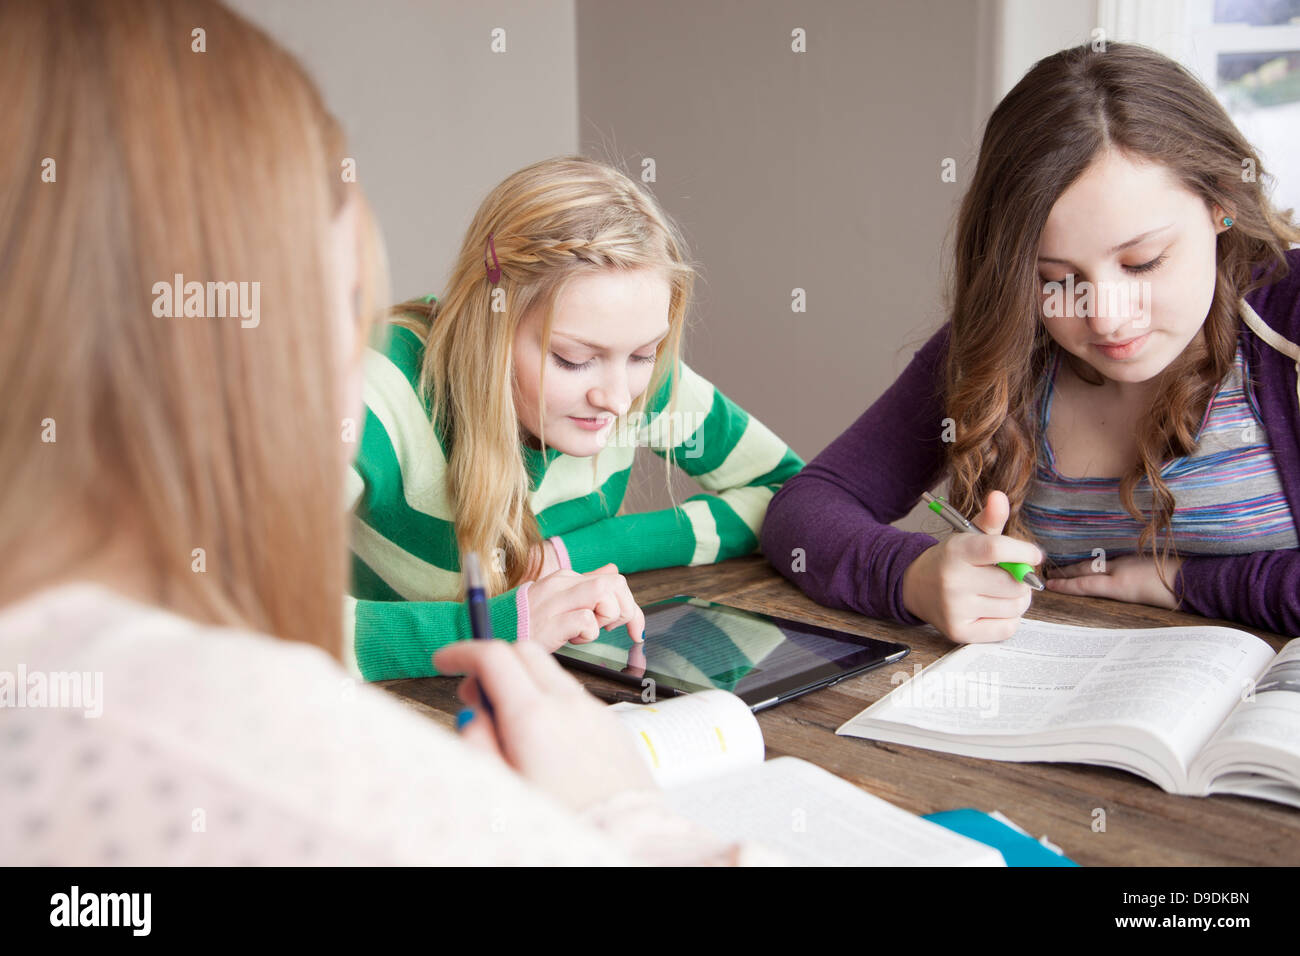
[1206,774,1300,809]
[664,757,1003,866]
[1195,638,1300,786]
[611,689,765,788]
[839,619,1273,769]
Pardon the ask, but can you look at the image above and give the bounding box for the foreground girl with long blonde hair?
[0,0,759,866]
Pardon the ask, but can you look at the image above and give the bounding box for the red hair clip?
[485,233,502,285]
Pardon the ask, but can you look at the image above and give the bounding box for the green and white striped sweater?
[344,311,804,680]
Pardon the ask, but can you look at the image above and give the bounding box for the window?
[1102,0,1300,220]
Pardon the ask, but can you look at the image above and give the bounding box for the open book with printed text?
[837,619,1300,809]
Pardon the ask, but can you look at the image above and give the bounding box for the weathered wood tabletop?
[377,555,1300,866]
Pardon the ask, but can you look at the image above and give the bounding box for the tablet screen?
[555,595,907,708]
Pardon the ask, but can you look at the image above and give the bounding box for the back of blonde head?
[394,156,695,595]
[0,0,387,656]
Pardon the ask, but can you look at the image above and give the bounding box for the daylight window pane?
[1213,0,1300,26]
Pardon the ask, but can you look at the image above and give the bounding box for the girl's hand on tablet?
[524,563,646,652]
[901,490,1042,644]
[434,640,656,811]
[1043,553,1181,609]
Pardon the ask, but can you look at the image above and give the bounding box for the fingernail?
[455,707,475,731]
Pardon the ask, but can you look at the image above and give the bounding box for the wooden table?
[378,555,1300,866]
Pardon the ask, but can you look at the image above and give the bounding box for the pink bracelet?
[548,536,572,571]
[515,580,533,642]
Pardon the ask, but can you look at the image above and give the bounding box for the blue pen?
[461,551,498,723]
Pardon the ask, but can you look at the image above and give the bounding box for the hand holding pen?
[455,549,648,725]
[434,628,659,811]
[444,549,658,809]
[922,491,1045,590]
[461,551,499,724]
[900,490,1045,644]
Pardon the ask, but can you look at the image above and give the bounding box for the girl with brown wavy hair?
[763,41,1300,642]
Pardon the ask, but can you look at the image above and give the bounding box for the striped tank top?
[1023,339,1299,564]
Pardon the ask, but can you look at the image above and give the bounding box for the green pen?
[922,491,1045,590]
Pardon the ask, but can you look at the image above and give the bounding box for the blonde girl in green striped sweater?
[348,156,804,679]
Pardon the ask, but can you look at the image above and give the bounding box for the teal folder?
[923,809,1078,867]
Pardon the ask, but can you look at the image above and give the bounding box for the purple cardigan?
[761,248,1300,636]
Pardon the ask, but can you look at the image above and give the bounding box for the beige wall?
[227,0,579,299]
[229,0,1105,533]
[997,0,1100,99]
[577,0,993,527]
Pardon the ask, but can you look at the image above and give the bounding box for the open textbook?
[609,689,1003,865]
[837,618,1300,809]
